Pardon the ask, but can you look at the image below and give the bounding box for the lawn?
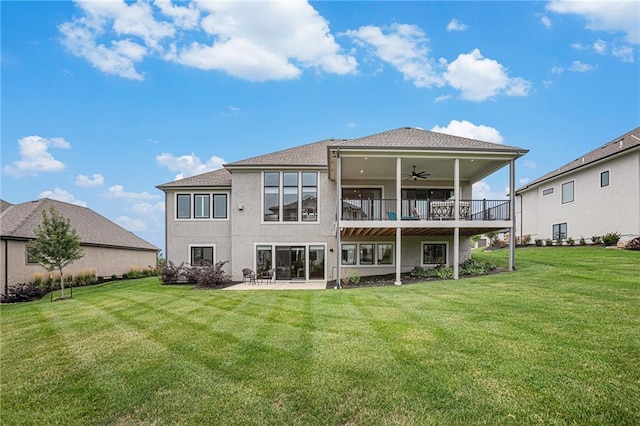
[1,247,639,425]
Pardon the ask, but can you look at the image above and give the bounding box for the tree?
[30,205,84,299]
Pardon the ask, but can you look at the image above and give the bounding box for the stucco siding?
[518,150,640,242]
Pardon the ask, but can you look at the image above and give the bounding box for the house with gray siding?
[1,198,159,295]
[516,127,640,244]
[157,127,528,286]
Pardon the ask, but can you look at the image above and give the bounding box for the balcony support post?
[509,158,516,271]
[395,157,402,285]
[336,150,342,288]
[453,227,460,280]
[453,158,460,279]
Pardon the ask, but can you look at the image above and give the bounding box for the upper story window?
[176,193,228,219]
[542,187,554,196]
[600,171,610,188]
[264,171,318,222]
[561,181,574,204]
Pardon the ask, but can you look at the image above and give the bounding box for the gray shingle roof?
[157,127,528,188]
[0,198,159,251]
[331,127,527,152]
[517,126,640,193]
[0,199,13,213]
[156,168,232,189]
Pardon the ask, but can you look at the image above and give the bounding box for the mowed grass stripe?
[1,247,639,424]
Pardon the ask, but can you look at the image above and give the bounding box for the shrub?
[567,237,575,246]
[625,237,640,251]
[1,282,47,303]
[490,235,507,249]
[545,239,553,246]
[158,261,189,284]
[191,260,231,288]
[409,266,440,279]
[602,232,621,246]
[341,269,362,286]
[579,237,586,246]
[459,259,497,276]
[521,234,532,245]
[591,235,602,245]
[535,239,543,247]
[111,275,117,280]
[436,267,454,279]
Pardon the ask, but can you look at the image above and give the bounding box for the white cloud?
[116,216,147,232]
[523,160,538,169]
[472,180,508,200]
[156,152,225,180]
[346,23,443,88]
[431,120,504,144]
[76,173,104,187]
[593,39,607,54]
[518,177,531,186]
[434,94,452,103]
[39,187,87,207]
[3,136,70,177]
[568,60,594,72]
[547,0,640,44]
[442,49,532,101]
[612,45,634,62]
[132,202,165,215]
[543,80,554,88]
[105,185,161,200]
[60,0,356,81]
[551,65,564,75]
[540,15,552,29]
[447,19,468,32]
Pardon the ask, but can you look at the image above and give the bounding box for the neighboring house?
[1,198,160,295]
[157,127,528,286]
[516,127,640,244]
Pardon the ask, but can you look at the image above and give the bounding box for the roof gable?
[0,198,158,251]
[517,126,640,193]
[156,168,232,189]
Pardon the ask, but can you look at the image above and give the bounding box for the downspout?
[509,159,516,271]
[4,239,8,296]
[335,149,342,289]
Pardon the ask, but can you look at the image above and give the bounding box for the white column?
[395,157,402,285]
[509,158,516,271]
[336,151,342,288]
[453,158,460,280]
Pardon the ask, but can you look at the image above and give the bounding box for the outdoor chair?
[260,268,276,284]
[242,268,257,284]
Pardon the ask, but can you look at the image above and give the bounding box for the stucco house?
[157,127,529,286]
[1,198,160,295]
[516,126,640,243]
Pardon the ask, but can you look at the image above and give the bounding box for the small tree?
[30,206,84,299]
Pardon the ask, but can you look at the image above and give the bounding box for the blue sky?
[2,0,639,254]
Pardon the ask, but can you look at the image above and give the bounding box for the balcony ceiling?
[336,156,509,183]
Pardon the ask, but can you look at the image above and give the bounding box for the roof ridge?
[8,200,43,235]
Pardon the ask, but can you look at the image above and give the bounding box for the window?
[191,246,214,265]
[26,247,38,264]
[422,243,447,266]
[256,245,273,275]
[177,194,191,218]
[194,194,210,218]
[542,187,554,196]
[552,223,567,240]
[213,194,227,218]
[264,171,318,222]
[341,244,357,265]
[309,246,325,280]
[377,243,393,265]
[561,181,574,204]
[359,244,375,265]
[600,171,609,187]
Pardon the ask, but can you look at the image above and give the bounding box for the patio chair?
[260,268,276,284]
[242,268,257,284]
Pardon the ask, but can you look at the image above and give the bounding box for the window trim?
[420,241,449,267]
[552,223,567,240]
[561,181,574,204]
[188,244,216,266]
[600,170,610,188]
[262,171,319,224]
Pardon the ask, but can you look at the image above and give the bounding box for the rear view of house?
[516,127,640,243]
[157,127,529,286]
[1,198,159,295]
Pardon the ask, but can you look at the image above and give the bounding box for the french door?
[276,246,306,280]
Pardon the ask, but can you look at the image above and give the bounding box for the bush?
[545,239,553,246]
[567,237,575,246]
[459,259,497,276]
[591,235,602,245]
[625,237,640,251]
[490,235,507,249]
[535,239,543,247]
[192,260,231,288]
[158,261,189,284]
[341,269,362,286]
[521,234,532,245]
[1,282,47,303]
[579,237,586,246]
[602,232,621,246]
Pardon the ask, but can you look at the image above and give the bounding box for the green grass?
[2,247,639,425]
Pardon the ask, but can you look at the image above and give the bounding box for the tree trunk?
[59,268,65,298]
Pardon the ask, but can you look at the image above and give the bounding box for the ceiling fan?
[404,165,430,181]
